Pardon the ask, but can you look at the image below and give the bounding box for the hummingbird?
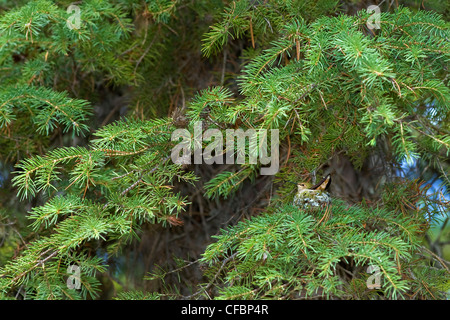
[293,174,332,222]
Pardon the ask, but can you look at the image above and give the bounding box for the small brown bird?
[293,174,332,222]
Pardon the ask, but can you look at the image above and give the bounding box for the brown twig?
[183,252,238,299]
[10,250,59,284]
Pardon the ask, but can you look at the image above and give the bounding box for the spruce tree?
[0,0,448,300]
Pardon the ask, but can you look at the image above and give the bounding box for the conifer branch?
[0,1,448,301]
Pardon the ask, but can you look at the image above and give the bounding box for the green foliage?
[146,0,178,24]
[200,201,436,299]
[0,0,448,300]
[0,236,107,299]
[201,0,338,58]
[2,116,197,298]
[0,0,135,160]
[198,3,450,197]
[114,290,163,300]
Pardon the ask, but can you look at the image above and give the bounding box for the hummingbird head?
[297,182,312,193]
